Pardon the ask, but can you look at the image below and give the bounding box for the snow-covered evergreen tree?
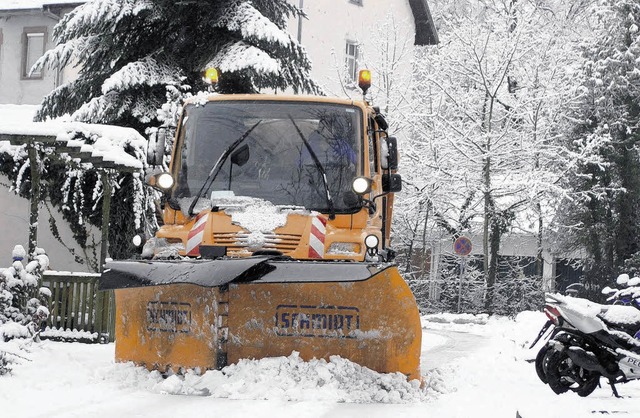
[557,0,640,299]
[0,245,50,338]
[0,245,51,375]
[34,0,320,128]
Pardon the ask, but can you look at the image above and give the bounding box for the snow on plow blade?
[101,258,422,381]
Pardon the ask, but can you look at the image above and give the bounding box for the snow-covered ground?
[2,312,640,418]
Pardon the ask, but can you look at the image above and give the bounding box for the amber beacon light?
[203,68,219,85]
[358,70,372,94]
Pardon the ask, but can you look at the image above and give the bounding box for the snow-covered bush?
[417,254,543,317]
[423,255,486,314]
[0,350,10,375]
[0,245,51,375]
[0,245,51,341]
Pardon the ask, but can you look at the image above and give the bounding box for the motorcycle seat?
[598,305,640,337]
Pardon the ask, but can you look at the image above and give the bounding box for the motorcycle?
[602,274,640,308]
[530,290,640,397]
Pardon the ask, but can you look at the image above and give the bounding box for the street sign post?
[453,236,472,313]
[454,236,472,256]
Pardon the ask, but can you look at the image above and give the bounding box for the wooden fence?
[41,271,116,343]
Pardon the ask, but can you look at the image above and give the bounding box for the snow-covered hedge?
[0,245,51,375]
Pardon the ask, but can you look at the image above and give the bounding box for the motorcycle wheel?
[535,345,551,384]
[546,349,600,397]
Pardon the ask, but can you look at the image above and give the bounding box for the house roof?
[0,0,84,12]
[408,0,439,45]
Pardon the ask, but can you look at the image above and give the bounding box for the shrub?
[0,245,50,340]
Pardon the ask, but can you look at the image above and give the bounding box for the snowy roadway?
[3,312,640,418]
[420,328,487,371]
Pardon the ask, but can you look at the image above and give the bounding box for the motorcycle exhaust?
[565,346,615,378]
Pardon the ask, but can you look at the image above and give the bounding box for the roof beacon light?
[358,70,372,95]
[203,68,219,85]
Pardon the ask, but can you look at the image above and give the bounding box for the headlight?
[364,234,379,250]
[132,234,144,247]
[352,177,372,195]
[157,172,174,190]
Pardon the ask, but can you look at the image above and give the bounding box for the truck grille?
[213,232,302,255]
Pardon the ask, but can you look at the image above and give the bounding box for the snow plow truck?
[100,70,422,381]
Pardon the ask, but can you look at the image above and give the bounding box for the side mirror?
[382,173,402,193]
[147,127,171,166]
[374,113,388,131]
[381,137,399,171]
[386,137,398,170]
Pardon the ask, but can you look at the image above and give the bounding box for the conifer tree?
[558,0,640,298]
[1,0,320,264]
[0,245,50,331]
[34,0,320,127]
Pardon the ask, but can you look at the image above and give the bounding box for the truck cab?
[146,92,401,263]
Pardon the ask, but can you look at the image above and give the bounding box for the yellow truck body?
[102,92,422,381]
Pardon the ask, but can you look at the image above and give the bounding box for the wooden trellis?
[0,127,142,271]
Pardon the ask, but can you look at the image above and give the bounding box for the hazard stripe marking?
[186,211,208,256]
[308,215,326,259]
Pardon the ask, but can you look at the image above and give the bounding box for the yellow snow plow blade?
[102,258,422,381]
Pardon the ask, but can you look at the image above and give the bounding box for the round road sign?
[453,236,472,256]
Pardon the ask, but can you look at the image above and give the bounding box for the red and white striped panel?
[185,211,208,256]
[308,215,327,259]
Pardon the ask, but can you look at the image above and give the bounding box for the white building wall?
[1,11,55,104]
[0,174,99,272]
[289,0,416,99]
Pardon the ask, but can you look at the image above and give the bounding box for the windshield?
[173,100,363,213]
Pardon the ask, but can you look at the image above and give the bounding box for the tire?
[535,345,551,384]
[546,348,600,397]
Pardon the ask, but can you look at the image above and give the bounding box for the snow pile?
[422,312,489,325]
[0,322,31,341]
[179,195,309,251]
[222,197,288,232]
[5,313,640,416]
[0,105,37,154]
[0,120,145,170]
[600,304,640,325]
[40,327,99,343]
[11,246,26,261]
[105,352,428,403]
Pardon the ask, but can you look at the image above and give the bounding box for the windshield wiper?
[289,117,336,220]
[187,120,263,217]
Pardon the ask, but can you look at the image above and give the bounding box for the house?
[0,0,439,272]
[1,0,438,104]
[290,0,438,96]
[0,0,84,105]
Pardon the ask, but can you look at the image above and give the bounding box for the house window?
[349,0,363,5]
[22,27,46,79]
[345,40,359,84]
